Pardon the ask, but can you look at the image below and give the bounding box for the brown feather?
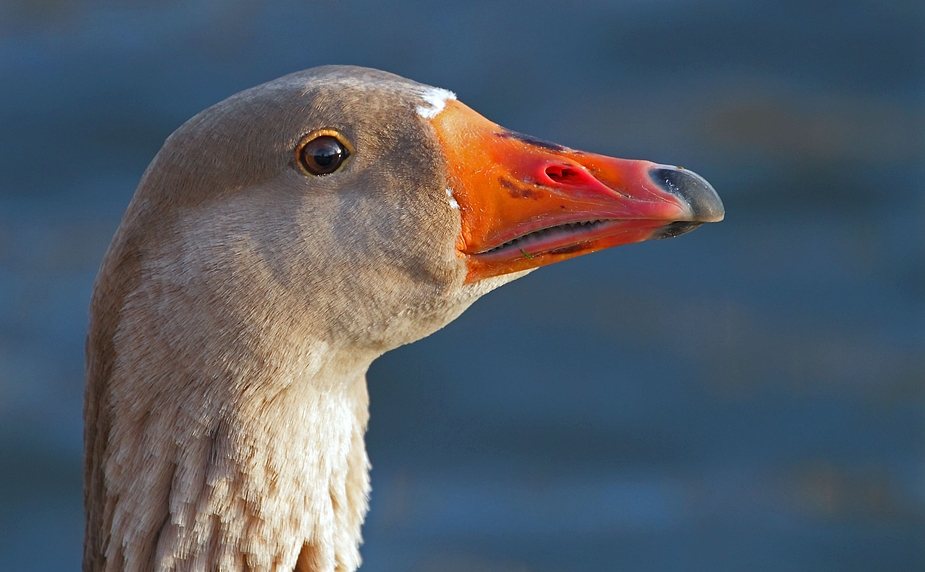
[85,66,520,572]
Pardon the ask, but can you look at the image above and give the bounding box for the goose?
[84,65,724,572]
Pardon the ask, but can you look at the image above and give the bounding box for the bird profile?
[84,65,723,572]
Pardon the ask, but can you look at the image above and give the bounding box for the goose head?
[85,65,723,572]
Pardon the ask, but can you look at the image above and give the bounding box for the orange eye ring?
[295,129,354,176]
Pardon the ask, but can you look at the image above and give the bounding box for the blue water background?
[1,1,923,570]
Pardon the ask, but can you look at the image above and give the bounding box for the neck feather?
[85,254,375,572]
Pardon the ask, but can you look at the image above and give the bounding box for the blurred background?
[1,0,923,570]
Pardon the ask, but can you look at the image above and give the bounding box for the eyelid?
[296,129,355,156]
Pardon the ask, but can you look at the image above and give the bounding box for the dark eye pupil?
[299,136,349,175]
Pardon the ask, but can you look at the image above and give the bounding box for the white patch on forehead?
[415,87,457,119]
[445,187,460,210]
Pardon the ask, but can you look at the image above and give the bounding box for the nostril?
[545,164,582,184]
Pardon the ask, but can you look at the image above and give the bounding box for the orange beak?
[430,100,724,283]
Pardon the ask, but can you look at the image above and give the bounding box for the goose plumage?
[84,65,723,572]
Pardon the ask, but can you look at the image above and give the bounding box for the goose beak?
[429,100,724,283]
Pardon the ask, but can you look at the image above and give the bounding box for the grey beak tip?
[649,167,725,223]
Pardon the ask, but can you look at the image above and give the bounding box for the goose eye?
[297,134,351,176]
